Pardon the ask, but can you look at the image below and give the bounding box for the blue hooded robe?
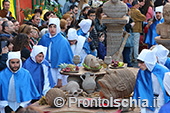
[38,33,73,68]
[145,18,164,48]
[23,57,55,97]
[0,67,40,102]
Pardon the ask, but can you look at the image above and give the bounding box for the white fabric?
[151,73,161,95]
[30,45,47,63]
[42,64,51,96]
[144,51,157,72]
[82,3,90,10]
[152,45,169,65]
[6,51,22,73]
[163,72,170,95]
[75,36,86,55]
[79,49,88,66]
[155,6,163,13]
[68,28,78,41]
[48,42,52,63]
[78,19,92,34]
[48,18,61,38]
[137,49,151,62]
[50,67,68,86]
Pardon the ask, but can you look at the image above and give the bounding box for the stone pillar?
[102,0,128,57]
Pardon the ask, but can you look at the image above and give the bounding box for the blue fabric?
[23,57,55,97]
[0,68,40,102]
[77,29,91,54]
[126,3,132,8]
[122,47,132,67]
[152,63,169,104]
[164,57,170,70]
[145,18,164,48]
[38,33,73,68]
[159,101,170,113]
[97,41,106,60]
[133,69,154,111]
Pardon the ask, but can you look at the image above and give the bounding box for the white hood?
[137,49,151,62]
[48,18,61,38]
[78,19,92,34]
[30,45,47,63]
[144,51,157,72]
[68,28,78,41]
[6,51,22,73]
[152,45,169,65]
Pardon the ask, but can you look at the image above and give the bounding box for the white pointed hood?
[48,18,61,38]
[6,51,22,73]
[152,45,169,65]
[78,19,92,34]
[30,45,47,63]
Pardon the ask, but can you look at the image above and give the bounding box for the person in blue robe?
[159,72,170,113]
[0,51,40,113]
[38,18,73,87]
[133,49,169,113]
[77,19,97,65]
[23,45,55,98]
[145,6,164,48]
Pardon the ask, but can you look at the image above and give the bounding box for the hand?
[87,37,92,43]
[131,22,135,27]
[1,46,9,54]
[5,105,13,113]
[57,79,62,88]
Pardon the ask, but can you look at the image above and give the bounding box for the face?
[0,21,3,31]
[155,12,162,20]
[33,16,40,26]
[88,13,96,21]
[31,29,39,39]
[35,53,44,63]
[35,12,41,17]
[7,21,14,33]
[138,62,147,70]
[66,18,72,27]
[69,40,77,45]
[73,7,78,15]
[47,13,54,21]
[147,20,153,26]
[13,21,20,32]
[99,34,105,42]
[49,24,57,36]
[3,1,10,11]
[9,59,20,72]
[8,43,14,51]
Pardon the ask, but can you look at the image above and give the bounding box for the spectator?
[97,32,106,60]
[60,19,68,38]
[63,0,78,14]
[0,0,13,18]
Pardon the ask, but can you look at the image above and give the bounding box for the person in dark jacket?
[97,32,106,60]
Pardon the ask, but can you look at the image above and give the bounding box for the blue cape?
[151,63,169,104]
[23,57,55,96]
[77,29,91,54]
[38,33,73,68]
[133,69,154,111]
[0,68,40,102]
[145,18,164,48]
[159,101,170,113]
[165,57,170,70]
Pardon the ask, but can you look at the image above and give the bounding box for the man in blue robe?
[0,51,40,113]
[145,6,164,48]
[133,49,169,113]
[38,18,73,87]
[159,72,170,113]
[23,45,55,98]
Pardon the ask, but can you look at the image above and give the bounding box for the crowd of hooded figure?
[0,0,170,112]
